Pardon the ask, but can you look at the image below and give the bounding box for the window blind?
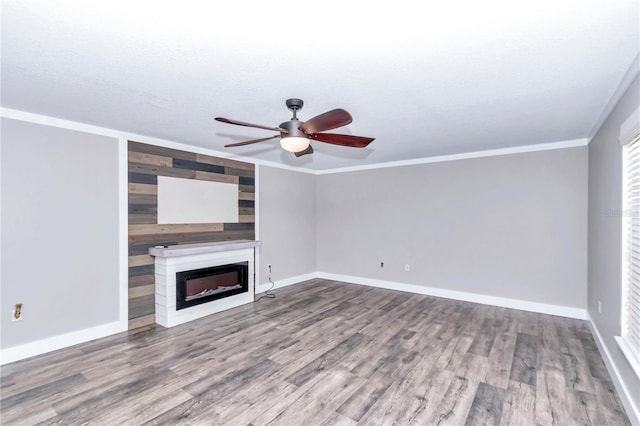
[621,134,640,377]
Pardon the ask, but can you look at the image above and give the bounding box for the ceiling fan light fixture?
[217,99,374,157]
[280,136,310,153]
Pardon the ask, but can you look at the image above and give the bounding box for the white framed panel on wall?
[157,176,238,224]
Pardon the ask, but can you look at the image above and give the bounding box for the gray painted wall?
[257,165,316,286]
[317,147,588,308]
[588,74,640,403]
[1,119,120,348]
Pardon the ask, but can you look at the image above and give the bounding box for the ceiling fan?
[215,98,375,157]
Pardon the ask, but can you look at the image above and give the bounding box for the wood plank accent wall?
[127,141,255,330]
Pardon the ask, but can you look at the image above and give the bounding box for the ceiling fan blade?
[309,133,374,148]
[215,117,288,133]
[299,109,352,134]
[294,144,314,157]
[224,135,280,147]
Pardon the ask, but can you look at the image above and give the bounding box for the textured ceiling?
[2,0,639,170]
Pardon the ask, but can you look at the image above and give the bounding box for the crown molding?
[2,108,588,176]
[588,53,640,140]
[0,108,312,174]
[313,138,589,175]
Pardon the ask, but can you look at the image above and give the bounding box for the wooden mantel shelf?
[149,240,260,258]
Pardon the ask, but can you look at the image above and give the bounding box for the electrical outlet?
[405,264,410,271]
[598,300,602,313]
[12,303,23,322]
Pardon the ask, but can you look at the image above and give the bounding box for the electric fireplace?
[176,262,248,310]
[150,240,258,328]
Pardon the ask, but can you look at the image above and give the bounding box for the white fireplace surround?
[149,240,259,328]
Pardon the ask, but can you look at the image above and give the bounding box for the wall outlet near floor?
[598,300,602,313]
[12,303,23,322]
[405,264,410,271]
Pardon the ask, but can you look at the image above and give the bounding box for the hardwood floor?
[0,279,630,425]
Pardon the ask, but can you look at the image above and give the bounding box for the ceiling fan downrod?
[285,98,304,120]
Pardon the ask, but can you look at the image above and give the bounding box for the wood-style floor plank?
[509,332,539,386]
[0,280,631,425]
[465,382,503,426]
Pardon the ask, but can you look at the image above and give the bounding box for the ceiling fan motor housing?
[279,119,307,138]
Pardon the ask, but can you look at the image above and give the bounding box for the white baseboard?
[0,320,126,365]
[256,272,319,294]
[316,272,588,320]
[588,316,640,426]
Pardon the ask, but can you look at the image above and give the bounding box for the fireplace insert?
[176,261,249,310]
